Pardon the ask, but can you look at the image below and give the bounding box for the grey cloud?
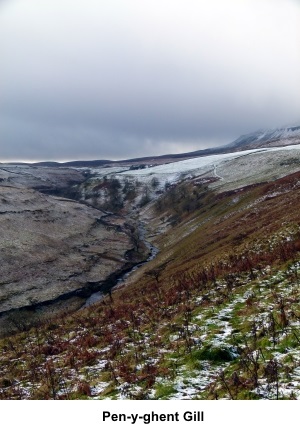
[1,0,300,161]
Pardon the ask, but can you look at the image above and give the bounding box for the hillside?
[0,141,299,399]
[0,166,149,337]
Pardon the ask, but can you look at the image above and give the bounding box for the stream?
[82,222,159,307]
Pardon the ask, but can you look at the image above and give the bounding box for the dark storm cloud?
[1,0,300,161]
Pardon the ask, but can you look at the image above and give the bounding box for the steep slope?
[0,163,299,399]
[0,169,146,337]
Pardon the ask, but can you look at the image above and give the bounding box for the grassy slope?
[0,172,300,399]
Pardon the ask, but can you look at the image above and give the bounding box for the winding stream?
[82,222,159,307]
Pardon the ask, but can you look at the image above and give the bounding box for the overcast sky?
[1,0,300,162]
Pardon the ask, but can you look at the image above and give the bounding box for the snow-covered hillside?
[90,144,300,192]
[227,125,300,149]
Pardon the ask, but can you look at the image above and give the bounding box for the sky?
[0,0,300,162]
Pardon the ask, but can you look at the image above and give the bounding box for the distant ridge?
[5,124,300,168]
[33,160,111,168]
[30,150,229,168]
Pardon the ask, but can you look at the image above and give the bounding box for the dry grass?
[1,171,300,399]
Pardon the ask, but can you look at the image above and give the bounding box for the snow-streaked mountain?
[226,125,300,150]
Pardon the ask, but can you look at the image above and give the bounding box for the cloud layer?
[1,0,300,161]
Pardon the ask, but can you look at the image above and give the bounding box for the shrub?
[192,345,235,362]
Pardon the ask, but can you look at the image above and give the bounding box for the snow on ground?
[89,144,300,190]
[167,361,225,400]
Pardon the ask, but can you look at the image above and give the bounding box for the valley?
[0,132,300,399]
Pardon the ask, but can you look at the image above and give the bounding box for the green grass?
[154,383,176,399]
